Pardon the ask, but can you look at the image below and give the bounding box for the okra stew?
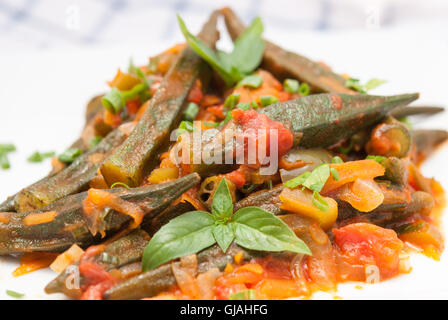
[1,7,447,300]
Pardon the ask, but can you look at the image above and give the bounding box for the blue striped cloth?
[1,0,447,50]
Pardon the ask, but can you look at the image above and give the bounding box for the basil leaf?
[213,223,235,253]
[184,102,199,122]
[236,74,262,89]
[177,15,237,86]
[142,211,216,271]
[312,191,329,212]
[284,171,311,189]
[260,95,278,107]
[229,289,256,300]
[6,290,24,299]
[232,207,311,255]
[58,148,82,163]
[283,79,299,94]
[27,151,55,163]
[230,17,265,75]
[211,179,234,222]
[366,155,386,163]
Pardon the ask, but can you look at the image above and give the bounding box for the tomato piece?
[187,80,203,104]
[333,223,403,280]
[232,109,293,162]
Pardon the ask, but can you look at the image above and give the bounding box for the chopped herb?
[236,103,251,111]
[396,222,425,235]
[284,164,334,211]
[0,144,16,170]
[312,191,329,213]
[260,95,279,107]
[346,78,386,94]
[176,121,195,136]
[266,179,273,189]
[89,137,103,149]
[184,102,199,121]
[110,182,130,189]
[203,121,219,128]
[338,138,354,154]
[398,117,412,128]
[241,183,258,193]
[58,148,82,163]
[299,83,310,96]
[102,82,149,114]
[224,93,241,110]
[283,79,300,94]
[229,289,256,300]
[0,153,10,170]
[331,156,344,164]
[102,88,124,114]
[220,110,234,126]
[0,144,16,153]
[129,58,152,87]
[366,155,386,163]
[27,151,55,163]
[236,74,263,89]
[250,100,260,109]
[284,164,330,193]
[6,290,24,299]
[330,168,340,181]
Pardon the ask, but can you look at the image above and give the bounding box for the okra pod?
[100,11,220,187]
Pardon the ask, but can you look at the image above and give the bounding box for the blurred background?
[1,0,448,51]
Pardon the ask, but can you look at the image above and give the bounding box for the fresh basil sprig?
[142,179,311,271]
[177,15,265,86]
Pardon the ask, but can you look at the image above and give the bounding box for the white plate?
[0,25,447,300]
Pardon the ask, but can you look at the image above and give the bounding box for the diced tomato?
[214,277,247,300]
[78,261,115,300]
[126,97,141,115]
[333,223,403,280]
[207,105,225,119]
[80,280,114,300]
[187,80,203,104]
[225,168,247,188]
[232,109,293,163]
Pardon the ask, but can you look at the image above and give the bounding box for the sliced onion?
[280,148,332,183]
